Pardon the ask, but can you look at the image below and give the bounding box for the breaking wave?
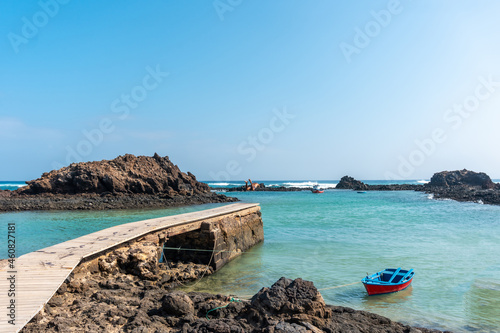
[282,182,337,189]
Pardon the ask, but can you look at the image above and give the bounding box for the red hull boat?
[362,268,414,296]
[311,185,324,193]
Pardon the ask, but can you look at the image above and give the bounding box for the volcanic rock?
[23,273,448,333]
[18,153,209,196]
[162,292,195,316]
[0,154,237,211]
[427,169,496,189]
[423,169,500,205]
[19,234,447,333]
[336,176,369,190]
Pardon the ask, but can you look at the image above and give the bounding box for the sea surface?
[0,181,28,191]
[1,180,500,332]
[205,179,431,189]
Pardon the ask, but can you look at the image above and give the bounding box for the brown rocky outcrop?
[18,153,209,196]
[0,154,237,211]
[22,272,448,333]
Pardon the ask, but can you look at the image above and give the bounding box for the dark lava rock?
[0,154,237,211]
[18,153,210,196]
[427,169,496,189]
[424,169,500,205]
[334,170,500,205]
[369,184,423,191]
[22,273,449,333]
[162,292,195,316]
[336,176,369,190]
[223,185,307,192]
[251,277,328,318]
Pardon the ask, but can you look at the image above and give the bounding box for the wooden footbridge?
[0,202,260,333]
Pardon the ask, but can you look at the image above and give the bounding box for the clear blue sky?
[1,0,500,181]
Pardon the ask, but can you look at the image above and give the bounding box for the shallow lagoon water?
[181,190,500,332]
[1,187,500,332]
[0,203,225,258]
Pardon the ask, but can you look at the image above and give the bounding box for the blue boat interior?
[363,268,414,285]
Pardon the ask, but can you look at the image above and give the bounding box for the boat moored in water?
[311,185,324,193]
[362,268,414,295]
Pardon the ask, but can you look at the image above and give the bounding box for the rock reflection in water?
[464,278,500,332]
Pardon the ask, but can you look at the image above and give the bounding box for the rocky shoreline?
[421,170,500,205]
[221,185,310,192]
[0,154,237,211]
[335,171,500,205]
[0,192,235,212]
[214,170,500,206]
[19,240,448,333]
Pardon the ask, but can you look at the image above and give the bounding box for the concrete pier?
[0,202,261,333]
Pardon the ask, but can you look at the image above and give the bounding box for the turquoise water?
[205,179,432,189]
[0,203,227,257]
[180,190,500,332]
[0,181,27,191]
[1,181,500,331]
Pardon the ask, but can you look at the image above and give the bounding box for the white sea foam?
[207,182,241,186]
[427,193,434,200]
[282,181,318,188]
[318,183,337,189]
[0,183,26,188]
[282,181,337,189]
[478,200,484,205]
[417,180,430,184]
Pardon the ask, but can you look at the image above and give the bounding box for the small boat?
[357,191,366,194]
[362,268,414,295]
[311,185,324,193]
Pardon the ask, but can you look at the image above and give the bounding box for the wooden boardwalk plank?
[0,202,259,333]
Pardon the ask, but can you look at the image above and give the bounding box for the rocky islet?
[0,154,237,211]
